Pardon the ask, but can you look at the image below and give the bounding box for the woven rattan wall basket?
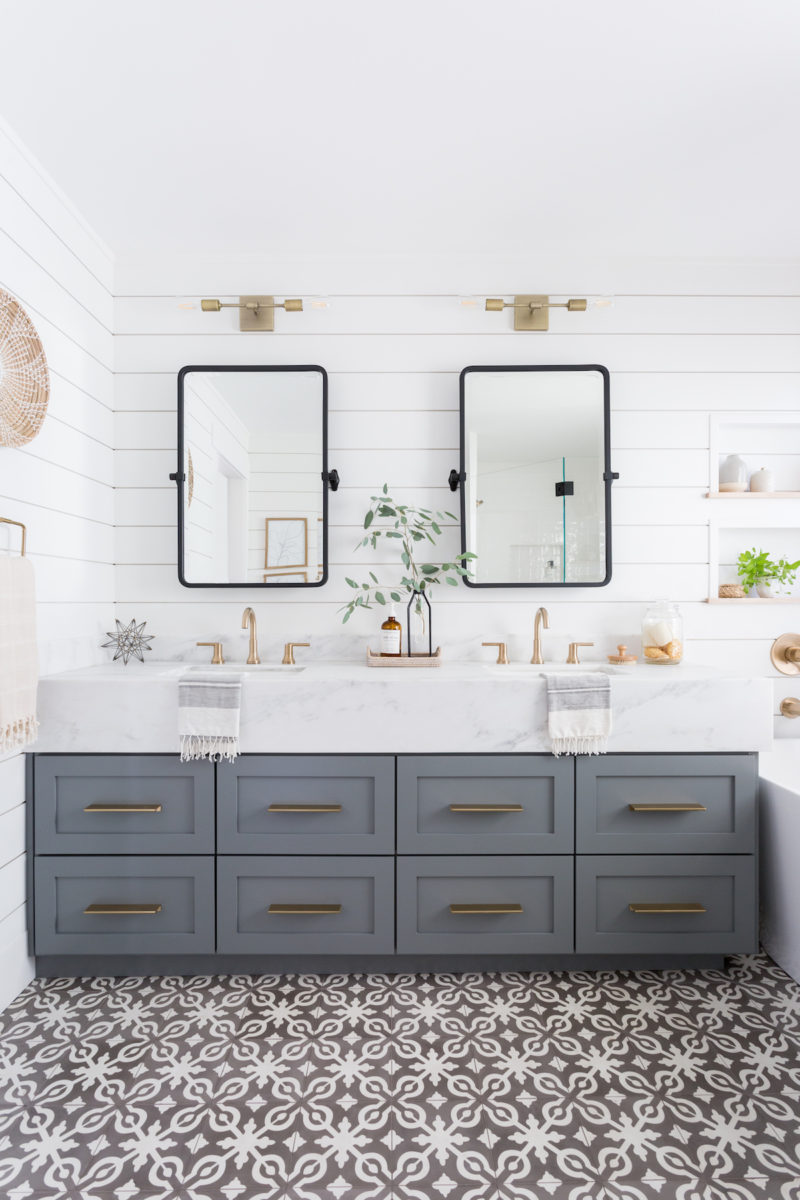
[0,288,50,448]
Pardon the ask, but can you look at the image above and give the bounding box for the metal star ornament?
[102,618,155,665]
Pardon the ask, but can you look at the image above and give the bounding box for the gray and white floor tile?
[0,953,798,1199]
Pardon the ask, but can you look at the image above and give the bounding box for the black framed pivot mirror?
[174,365,335,588]
[457,365,615,587]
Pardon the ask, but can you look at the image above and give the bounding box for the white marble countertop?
[34,659,775,754]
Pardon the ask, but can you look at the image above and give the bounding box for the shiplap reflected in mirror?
[460,365,613,587]
[176,365,328,587]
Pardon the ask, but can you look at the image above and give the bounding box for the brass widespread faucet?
[531,607,549,664]
[241,607,260,665]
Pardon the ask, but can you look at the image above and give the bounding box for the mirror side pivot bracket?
[448,469,463,492]
[604,471,620,482]
[169,471,185,484]
[324,468,340,491]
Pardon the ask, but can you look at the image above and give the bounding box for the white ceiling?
[1,0,799,259]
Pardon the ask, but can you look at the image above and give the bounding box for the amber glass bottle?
[380,605,402,656]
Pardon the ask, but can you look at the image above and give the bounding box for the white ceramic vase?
[750,467,775,493]
[719,454,748,492]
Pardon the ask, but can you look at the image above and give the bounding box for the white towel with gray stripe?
[544,672,611,756]
[179,672,242,762]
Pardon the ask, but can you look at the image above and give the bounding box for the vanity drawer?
[576,755,757,854]
[217,855,394,953]
[34,856,215,955]
[34,755,214,854]
[575,854,757,955]
[396,855,574,953]
[397,755,574,854]
[217,756,395,853]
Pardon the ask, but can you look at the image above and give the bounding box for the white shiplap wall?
[113,256,800,720]
[0,120,115,1008]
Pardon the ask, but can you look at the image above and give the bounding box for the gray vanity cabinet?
[29,750,759,968]
[396,855,574,953]
[217,856,395,954]
[397,755,573,854]
[34,855,215,955]
[576,854,756,954]
[34,755,214,854]
[217,755,394,854]
[576,755,757,854]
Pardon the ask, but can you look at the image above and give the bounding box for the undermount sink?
[186,664,306,676]
[482,663,611,674]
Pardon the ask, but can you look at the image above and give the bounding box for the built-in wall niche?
[708,512,800,604]
[708,413,800,498]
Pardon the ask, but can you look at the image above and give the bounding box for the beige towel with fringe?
[0,556,39,752]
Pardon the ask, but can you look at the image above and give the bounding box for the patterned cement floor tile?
[0,954,799,1199]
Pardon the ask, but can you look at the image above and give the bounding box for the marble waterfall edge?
[33,662,774,754]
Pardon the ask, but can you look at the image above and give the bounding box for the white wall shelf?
[709,412,800,494]
[706,491,800,500]
[707,508,800,606]
[706,596,800,604]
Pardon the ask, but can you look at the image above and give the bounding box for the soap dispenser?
[380,605,402,657]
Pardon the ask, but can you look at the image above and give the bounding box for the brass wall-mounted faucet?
[531,607,549,664]
[241,607,260,665]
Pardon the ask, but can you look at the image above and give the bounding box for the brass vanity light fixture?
[200,295,303,332]
[484,294,612,331]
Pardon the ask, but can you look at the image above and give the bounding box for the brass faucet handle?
[566,641,594,665]
[482,641,509,665]
[780,697,800,718]
[282,641,310,666]
[197,641,225,665]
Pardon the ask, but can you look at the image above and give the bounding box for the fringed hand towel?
[544,672,611,756]
[179,672,242,762]
[0,555,39,752]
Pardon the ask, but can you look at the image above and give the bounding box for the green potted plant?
[340,486,475,650]
[737,547,800,598]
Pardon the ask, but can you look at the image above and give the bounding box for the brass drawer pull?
[450,902,524,915]
[628,804,707,813]
[84,903,163,915]
[449,804,524,813]
[629,902,707,914]
[268,903,342,915]
[268,804,343,813]
[83,804,163,814]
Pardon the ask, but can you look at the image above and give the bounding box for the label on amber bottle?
[380,627,401,655]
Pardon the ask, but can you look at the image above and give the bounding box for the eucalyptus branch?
[340,484,476,623]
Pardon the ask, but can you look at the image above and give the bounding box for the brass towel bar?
[0,517,26,556]
[84,804,163,814]
[84,903,162,916]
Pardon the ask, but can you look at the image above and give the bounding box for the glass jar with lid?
[642,600,683,664]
